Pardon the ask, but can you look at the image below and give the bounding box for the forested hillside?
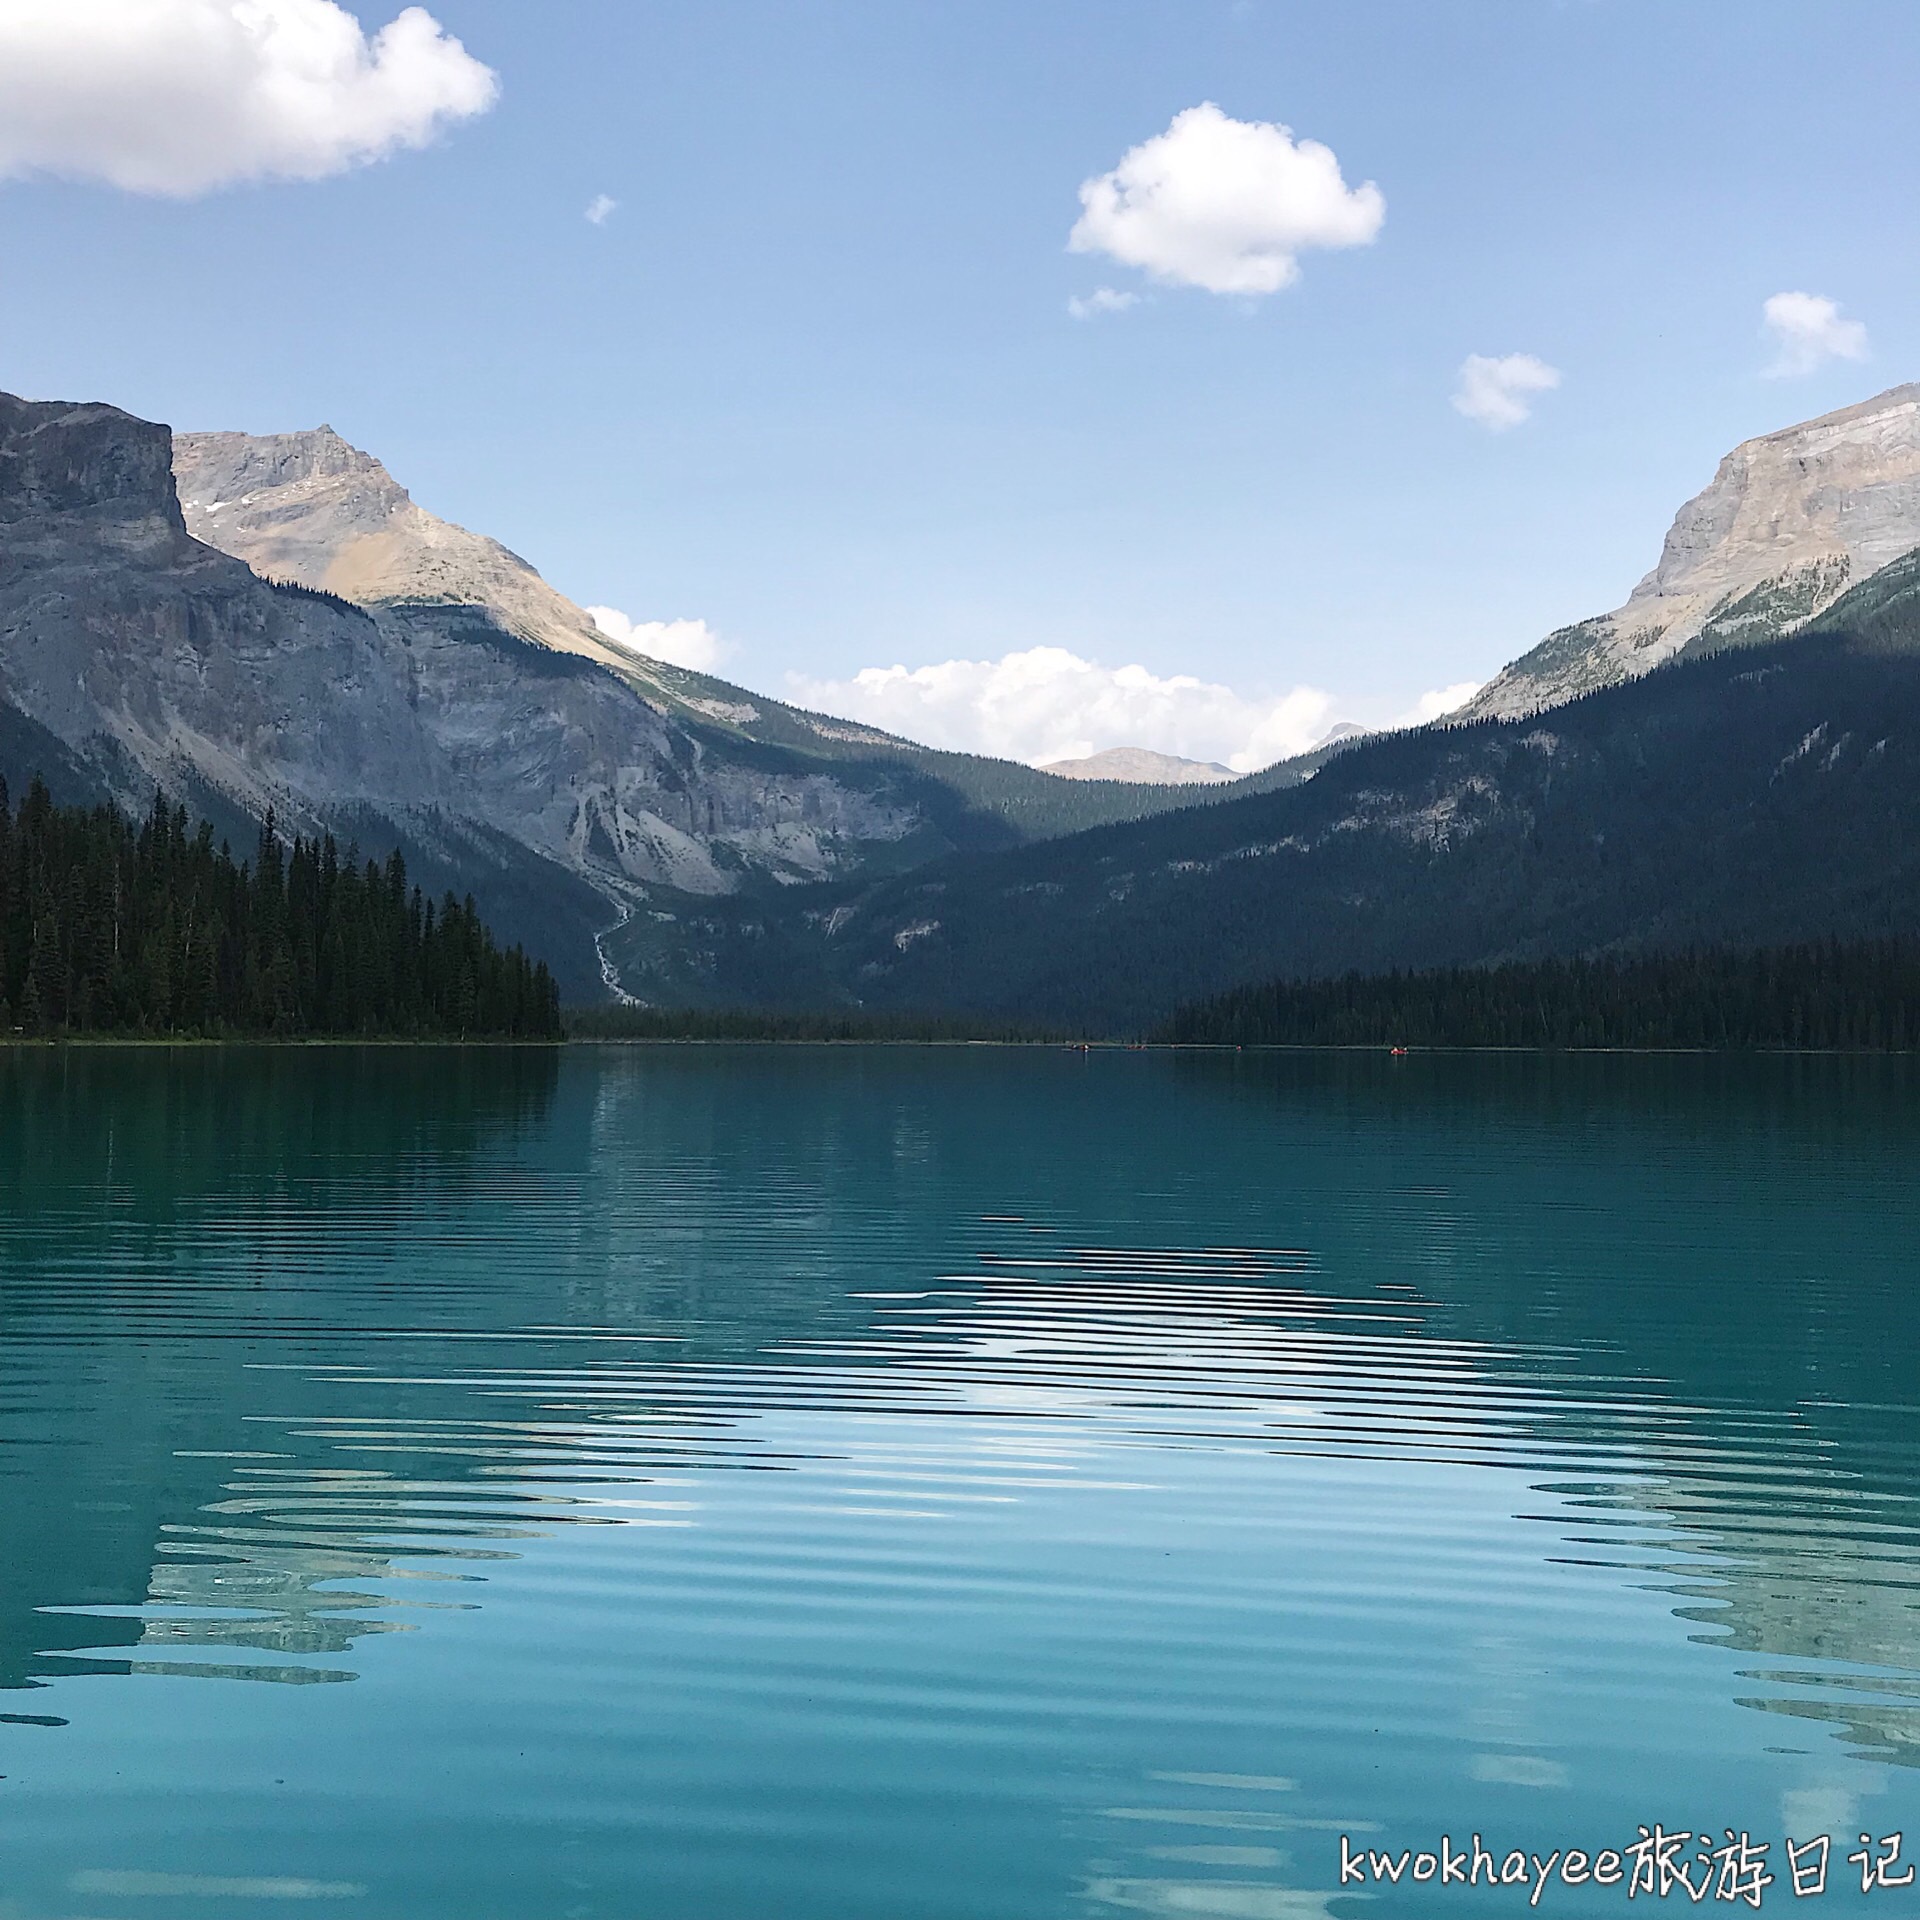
[0,780,559,1038]
[601,608,1920,1032]
[1157,940,1920,1050]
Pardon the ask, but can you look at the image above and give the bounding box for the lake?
[1,1044,1917,1918]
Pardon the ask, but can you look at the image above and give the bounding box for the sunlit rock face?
[1470,383,1920,720]
[172,426,636,672]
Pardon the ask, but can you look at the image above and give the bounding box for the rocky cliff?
[173,426,634,671]
[1469,383,1920,719]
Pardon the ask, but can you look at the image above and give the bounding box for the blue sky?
[1,0,1916,765]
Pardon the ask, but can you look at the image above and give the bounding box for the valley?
[5,382,1920,1024]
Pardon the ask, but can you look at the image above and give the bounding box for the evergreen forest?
[1155,940,1920,1051]
[564,1004,1058,1043]
[0,779,560,1039]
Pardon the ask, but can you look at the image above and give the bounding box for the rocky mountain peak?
[171,425,630,670]
[1633,381,1920,603]
[177,424,399,506]
[1469,381,1920,719]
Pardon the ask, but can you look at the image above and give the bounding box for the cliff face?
[1,394,195,560]
[1470,383,1920,719]
[0,397,948,991]
[0,396,407,804]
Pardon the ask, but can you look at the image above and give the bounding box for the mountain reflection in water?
[1,1046,1916,1920]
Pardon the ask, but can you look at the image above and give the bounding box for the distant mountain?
[1469,383,1920,719]
[1039,747,1237,785]
[604,564,1920,1028]
[0,397,1230,994]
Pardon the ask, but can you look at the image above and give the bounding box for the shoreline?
[3,1035,1917,1058]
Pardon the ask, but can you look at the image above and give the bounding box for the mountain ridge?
[603,551,1920,1027]
[12,382,1920,1012]
[169,425,1338,823]
[1469,382,1920,718]
[174,426,639,673]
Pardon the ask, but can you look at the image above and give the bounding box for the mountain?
[603,562,1920,1028]
[0,397,1234,994]
[1039,747,1237,784]
[592,388,1920,1020]
[0,394,625,989]
[173,426,635,673]
[166,424,1260,837]
[21,381,1916,1018]
[1469,383,1920,719]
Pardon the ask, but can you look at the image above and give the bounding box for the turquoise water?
[1,1045,1917,1919]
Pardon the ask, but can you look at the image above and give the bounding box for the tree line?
[0,777,560,1039]
[565,1004,1060,1043]
[1154,940,1920,1051]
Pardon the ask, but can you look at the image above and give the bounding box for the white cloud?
[1068,102,1384,297]
[1762,291,1869,377]
[1394,681,1481,727]
[588,607,727,674]
[788,646,1335,775]
[0,0,497,197]
[585,192,618,226]
[1067,286,1139,320]
[1452,353,1561,431]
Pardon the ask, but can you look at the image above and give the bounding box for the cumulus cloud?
[1394,681,1481,727]
[1452,353,1561,431]
[585,192,618,226]
[1068,102,1384,297]
[1067,286,1139,320]
[788,646,1335,775]
[588,607,727,674]
[1762,291,1869,377]
[0,0,497,197]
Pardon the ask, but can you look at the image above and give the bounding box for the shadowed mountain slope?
[612,574,1920,1028]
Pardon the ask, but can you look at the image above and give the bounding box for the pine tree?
[0,781,561,1038]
